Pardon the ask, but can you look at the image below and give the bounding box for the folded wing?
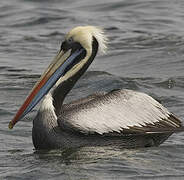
[58,89,183,135]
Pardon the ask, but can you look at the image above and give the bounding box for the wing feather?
[58,89,182,135]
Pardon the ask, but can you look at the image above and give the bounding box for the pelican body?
[9,26,184,150]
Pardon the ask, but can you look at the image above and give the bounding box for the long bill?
[9,48,85,129]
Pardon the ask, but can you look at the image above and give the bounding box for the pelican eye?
[60,37,83,53]
[60,37,74,51]
[67,37,73,43]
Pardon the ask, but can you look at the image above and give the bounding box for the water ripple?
[1,0,184,179]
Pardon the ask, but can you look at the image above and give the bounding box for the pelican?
[9,26,184,150]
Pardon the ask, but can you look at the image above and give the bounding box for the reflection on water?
[2,145,184,179]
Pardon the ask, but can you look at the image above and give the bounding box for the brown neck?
[52,37,99,116]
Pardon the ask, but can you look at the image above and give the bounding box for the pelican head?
[9,26,107,129]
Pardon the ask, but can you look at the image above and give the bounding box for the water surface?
[1,0,184,179]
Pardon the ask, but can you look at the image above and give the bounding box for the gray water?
[1,0,184,179]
